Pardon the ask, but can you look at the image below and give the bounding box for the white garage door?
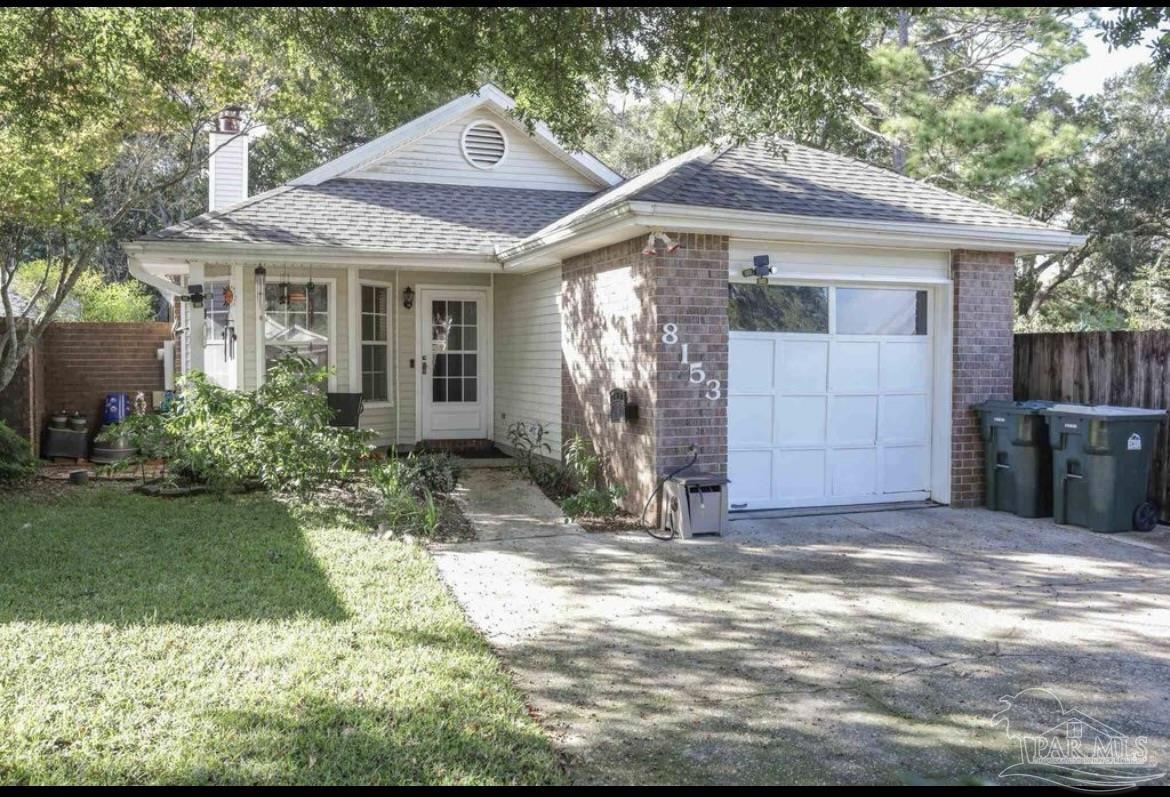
[728,283,933,510]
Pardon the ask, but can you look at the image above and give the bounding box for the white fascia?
[122,241,501,274]
[498,201,1088,271]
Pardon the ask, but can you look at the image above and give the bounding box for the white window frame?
[256,275,337,392]
[357,278,394,407]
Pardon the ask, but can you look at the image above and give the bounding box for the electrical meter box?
[661,472,729,539]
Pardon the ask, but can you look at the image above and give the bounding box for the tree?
[1,7,896,393]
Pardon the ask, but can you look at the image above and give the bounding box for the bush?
[370,451,462,499]
[0,421,34,481]
[562,485,628,519]
[99,356,370,493]
[369,451,459,537]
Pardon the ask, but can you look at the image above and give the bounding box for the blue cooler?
[103,392,131,425]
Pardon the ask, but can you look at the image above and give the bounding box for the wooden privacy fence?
[1014,331,1170,519]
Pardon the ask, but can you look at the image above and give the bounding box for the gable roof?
[291,83,622,188]
[143,179,595,254]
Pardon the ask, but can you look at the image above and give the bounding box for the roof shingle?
[147,179,596,253]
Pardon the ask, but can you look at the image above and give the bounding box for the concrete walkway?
[433,474,1170,785]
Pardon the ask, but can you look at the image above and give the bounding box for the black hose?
[642,448,699,541]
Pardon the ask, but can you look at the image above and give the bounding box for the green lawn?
[0,486,564,785]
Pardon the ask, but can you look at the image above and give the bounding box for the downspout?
[394,268,400,453]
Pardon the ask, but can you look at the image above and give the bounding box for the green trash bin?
[974,400,1055,518]
[1042,404,1166,532]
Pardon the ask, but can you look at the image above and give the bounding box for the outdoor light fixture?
[182,283,205,309]
[742,255,773,284]
[642,231,681,256]
[403,286,415,310]
[254,265,267,322]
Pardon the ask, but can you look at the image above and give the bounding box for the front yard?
[0,485,564,785]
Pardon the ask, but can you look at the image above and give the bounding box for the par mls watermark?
[993,687,1164,791]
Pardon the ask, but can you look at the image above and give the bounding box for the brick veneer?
[562,233,729,518]
[40,322,174,445]
[951,249,1015,506]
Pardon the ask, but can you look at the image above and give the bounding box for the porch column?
[187,262,205,374]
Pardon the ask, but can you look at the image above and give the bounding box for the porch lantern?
[254,265,267,323]
[403,285,414,310]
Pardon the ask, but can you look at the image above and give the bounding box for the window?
[729,283,829,333]
[835,288,927,335]
[264,282,329,373]
[361,285,390,402]
[430,299,478,403]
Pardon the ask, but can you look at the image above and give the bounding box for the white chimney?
[208,107,248,211]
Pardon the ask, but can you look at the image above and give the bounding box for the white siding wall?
[352,108,599,192]
[493,266,562,460]
[729,240,951,284]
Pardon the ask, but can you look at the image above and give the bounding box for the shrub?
[557,434,630,520]
[562,484,628,519]
[370,452,457,537]
[0,421,34,481]
[99,356,370,493]
[370,450,462,499]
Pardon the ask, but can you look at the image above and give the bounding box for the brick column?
[951,250,1015,506]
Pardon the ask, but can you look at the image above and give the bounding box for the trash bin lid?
[973,399,1055,414]
[1042,403,1166,420]
[667,471,730,486]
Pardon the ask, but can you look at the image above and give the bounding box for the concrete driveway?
[433,479,1170,785]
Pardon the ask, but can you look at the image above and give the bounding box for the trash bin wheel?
[1133,501,1159,532]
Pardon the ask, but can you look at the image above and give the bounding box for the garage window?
[835,288,927,335]
[729,284,828,333]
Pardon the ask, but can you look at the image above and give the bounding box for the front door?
[418,288,489,440]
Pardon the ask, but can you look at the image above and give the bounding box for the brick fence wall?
[950,250,1016,506]
[0,322,172,454]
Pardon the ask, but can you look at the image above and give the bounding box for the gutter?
[498,200,1088,270]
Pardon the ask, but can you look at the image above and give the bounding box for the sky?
[1057,10,1159,96]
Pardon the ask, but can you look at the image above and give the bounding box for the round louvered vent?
[461,120,508,169]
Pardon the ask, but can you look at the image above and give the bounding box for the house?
[124,84,1085,515]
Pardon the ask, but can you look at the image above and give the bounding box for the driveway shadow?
[435,507,1170,785]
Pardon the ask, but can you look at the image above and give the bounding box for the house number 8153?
[661,323,721,400]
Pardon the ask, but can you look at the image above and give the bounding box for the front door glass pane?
[431,299,478,404]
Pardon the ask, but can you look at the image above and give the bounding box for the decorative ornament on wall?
[661,323,722,401]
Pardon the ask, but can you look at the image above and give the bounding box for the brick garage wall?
[650,234,729,478]
[562,237,659,513]
[951,250,1015,506]
[562,233,729,518]
[41,322,174,444]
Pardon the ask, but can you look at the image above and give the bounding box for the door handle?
[421,354,427,375]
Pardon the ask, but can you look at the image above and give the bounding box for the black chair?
[325,392,364,428]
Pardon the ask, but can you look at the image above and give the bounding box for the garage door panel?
[775,450,826,501]
[829,395,877,445]
[776,396,826,446]
[730,338,775,392]
[778,340,828,393]
[879,394,929,443]
[830,341,879,392]
[881,341,931,391]
[882,445,930,493]
[728,449,773,503]
[829,448,878,497]
[729,394,774,446]
[729,283,935,510]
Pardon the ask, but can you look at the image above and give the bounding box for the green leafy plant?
[506,421,551,472]
[562,484,628,520]
[0,420,34,481]
[557,434,630,520]
[370,452,454,537]
[98,356,370,493]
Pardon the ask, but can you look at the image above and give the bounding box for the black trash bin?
[974,400,1055,518]
[1042,404,1166,532]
